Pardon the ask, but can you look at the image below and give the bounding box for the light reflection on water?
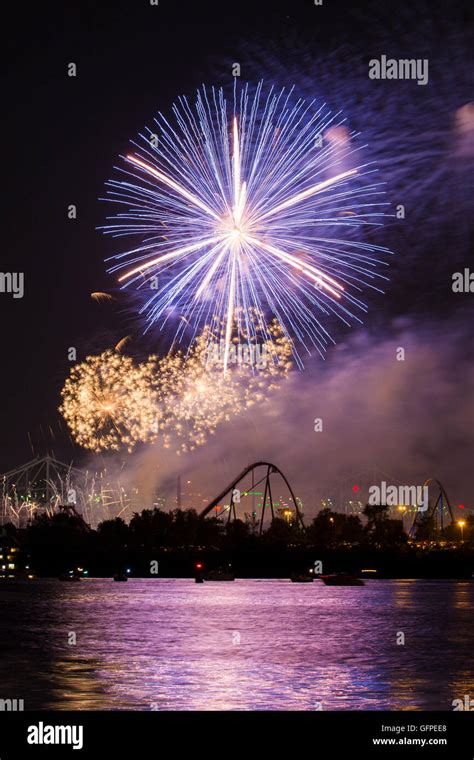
[0,579,472,710]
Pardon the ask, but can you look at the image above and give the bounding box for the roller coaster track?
[200,461,304,533]
[410,478,455,536]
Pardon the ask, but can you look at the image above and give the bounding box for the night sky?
[2,0,473,511]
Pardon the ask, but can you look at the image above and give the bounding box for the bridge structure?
[409,478,455,537]
[0,455,92,528]
[0,454,155,528]
[200,461,304,534]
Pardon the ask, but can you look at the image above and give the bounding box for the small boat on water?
[321,573,365,586]
[113,572,128,582]
[58,572,81,582]
[290,573,314,583]
[202,569,235,581]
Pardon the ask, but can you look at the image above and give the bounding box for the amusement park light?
[457,520,466,541]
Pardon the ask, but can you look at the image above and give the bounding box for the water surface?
[0,579,472,710]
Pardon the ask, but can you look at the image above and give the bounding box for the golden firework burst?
[60,350,159,453]
[156,314,292,453]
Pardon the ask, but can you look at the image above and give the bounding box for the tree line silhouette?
[1,504,472,577]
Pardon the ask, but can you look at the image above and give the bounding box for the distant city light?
[457,520,466,541]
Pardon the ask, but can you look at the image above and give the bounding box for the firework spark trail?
[101,81,392,365]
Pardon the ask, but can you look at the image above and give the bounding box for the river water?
[0,579,472,710]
